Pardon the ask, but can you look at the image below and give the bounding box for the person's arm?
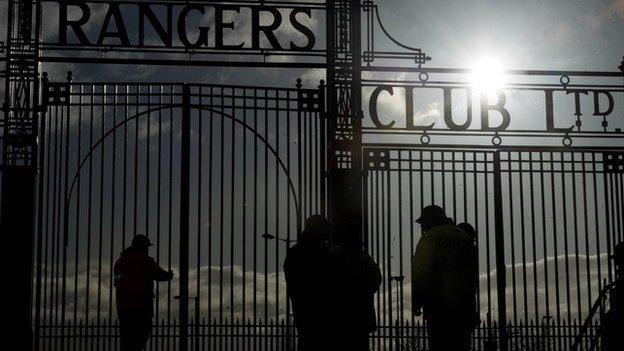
[152,259,174,282]
[363,253,382,293]
[411,234,436,313]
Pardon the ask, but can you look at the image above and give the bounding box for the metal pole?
[326,0,364,240]
[493,151,508,351]
[195,296,200,351]
[1,0,40,348]
[179,83,191,351]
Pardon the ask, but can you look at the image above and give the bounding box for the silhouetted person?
[457,222,476,244]
[283,215,333,351]
[331,227,382,351]
[411,205,477,351]
[114,234,173,351]
[603,241,624,351]
[457,222,481,330]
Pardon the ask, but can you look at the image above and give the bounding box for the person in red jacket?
[114,234,173,351]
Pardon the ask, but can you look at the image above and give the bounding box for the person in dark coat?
[411,205,478,351]
[283,215,333,351]
[457,222,481,330]
[114,234,173,351]
[603,241,624,351]
[331,227,382,351]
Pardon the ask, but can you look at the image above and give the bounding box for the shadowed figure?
[457,222,481,330]
[331,225,382,351]
[411,205,478,351]
[603,241,624,351]
[283,215,333,351]
[114,234,174,351]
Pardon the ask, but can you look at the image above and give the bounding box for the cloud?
[378,252,611,326]
[37,261,287,323]
[547,23,572,47]
[298,68,326,86]
[413,102,440,123]
[37,251,612,328]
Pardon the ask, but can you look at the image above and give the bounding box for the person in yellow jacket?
[411,205,477,351]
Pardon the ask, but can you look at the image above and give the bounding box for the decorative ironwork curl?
[362,1,431,66]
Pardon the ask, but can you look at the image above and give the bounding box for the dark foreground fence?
[37,318,604,351]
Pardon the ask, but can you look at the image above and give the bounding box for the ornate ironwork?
[1,0,41,349]
[361,71,624,148]
[34,78,325,350]
[362,0,431,66]
[604,152,624,174]
[1,1,623,350]
[38,0,327,68]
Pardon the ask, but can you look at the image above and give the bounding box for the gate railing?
[363,145,623,350]
[571,280,616,351]
[36,318,604,351]
[33,76,327,350]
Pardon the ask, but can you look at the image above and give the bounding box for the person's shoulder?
[286,243,303,253]
[145,255,157,264]
[422,225,449,241]
[113,256,123,270]
[446,225,473,245]
[285,244,305,260]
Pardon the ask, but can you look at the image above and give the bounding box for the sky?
[2,0,624,342]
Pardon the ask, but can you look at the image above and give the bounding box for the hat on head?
[131,234,153,248]
[415,205,446,224]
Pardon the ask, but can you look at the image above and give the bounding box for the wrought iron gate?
[2,0,623,350]
[33,76,325,350]
[363,146,624,350]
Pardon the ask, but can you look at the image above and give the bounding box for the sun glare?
[470,59,505,93]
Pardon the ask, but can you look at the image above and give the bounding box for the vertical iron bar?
[603,156,613,283]
[179,83,191,351]
[529,152,538,319]
[196,86,203,351]
[493,151,508,351]
[571,152,582,320]
[539,153,549,319]
[592,153,602,297]
[507,152,517,324]
[561,152,572,322]
[34,76,48,351]
[550,151,561,323]
[518,152,528,323]
[386,166,393,351]
[581,153,591,312]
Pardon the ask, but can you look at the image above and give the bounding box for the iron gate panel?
[184,83,325,350]
[36,80,185,350]
[0,0,620,349]
[33,78,326,350]
[363,147,623,351]
[364,148,498,351]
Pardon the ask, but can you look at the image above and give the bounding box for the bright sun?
[470,59,505,93]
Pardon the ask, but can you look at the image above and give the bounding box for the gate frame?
[2,0,623,350]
